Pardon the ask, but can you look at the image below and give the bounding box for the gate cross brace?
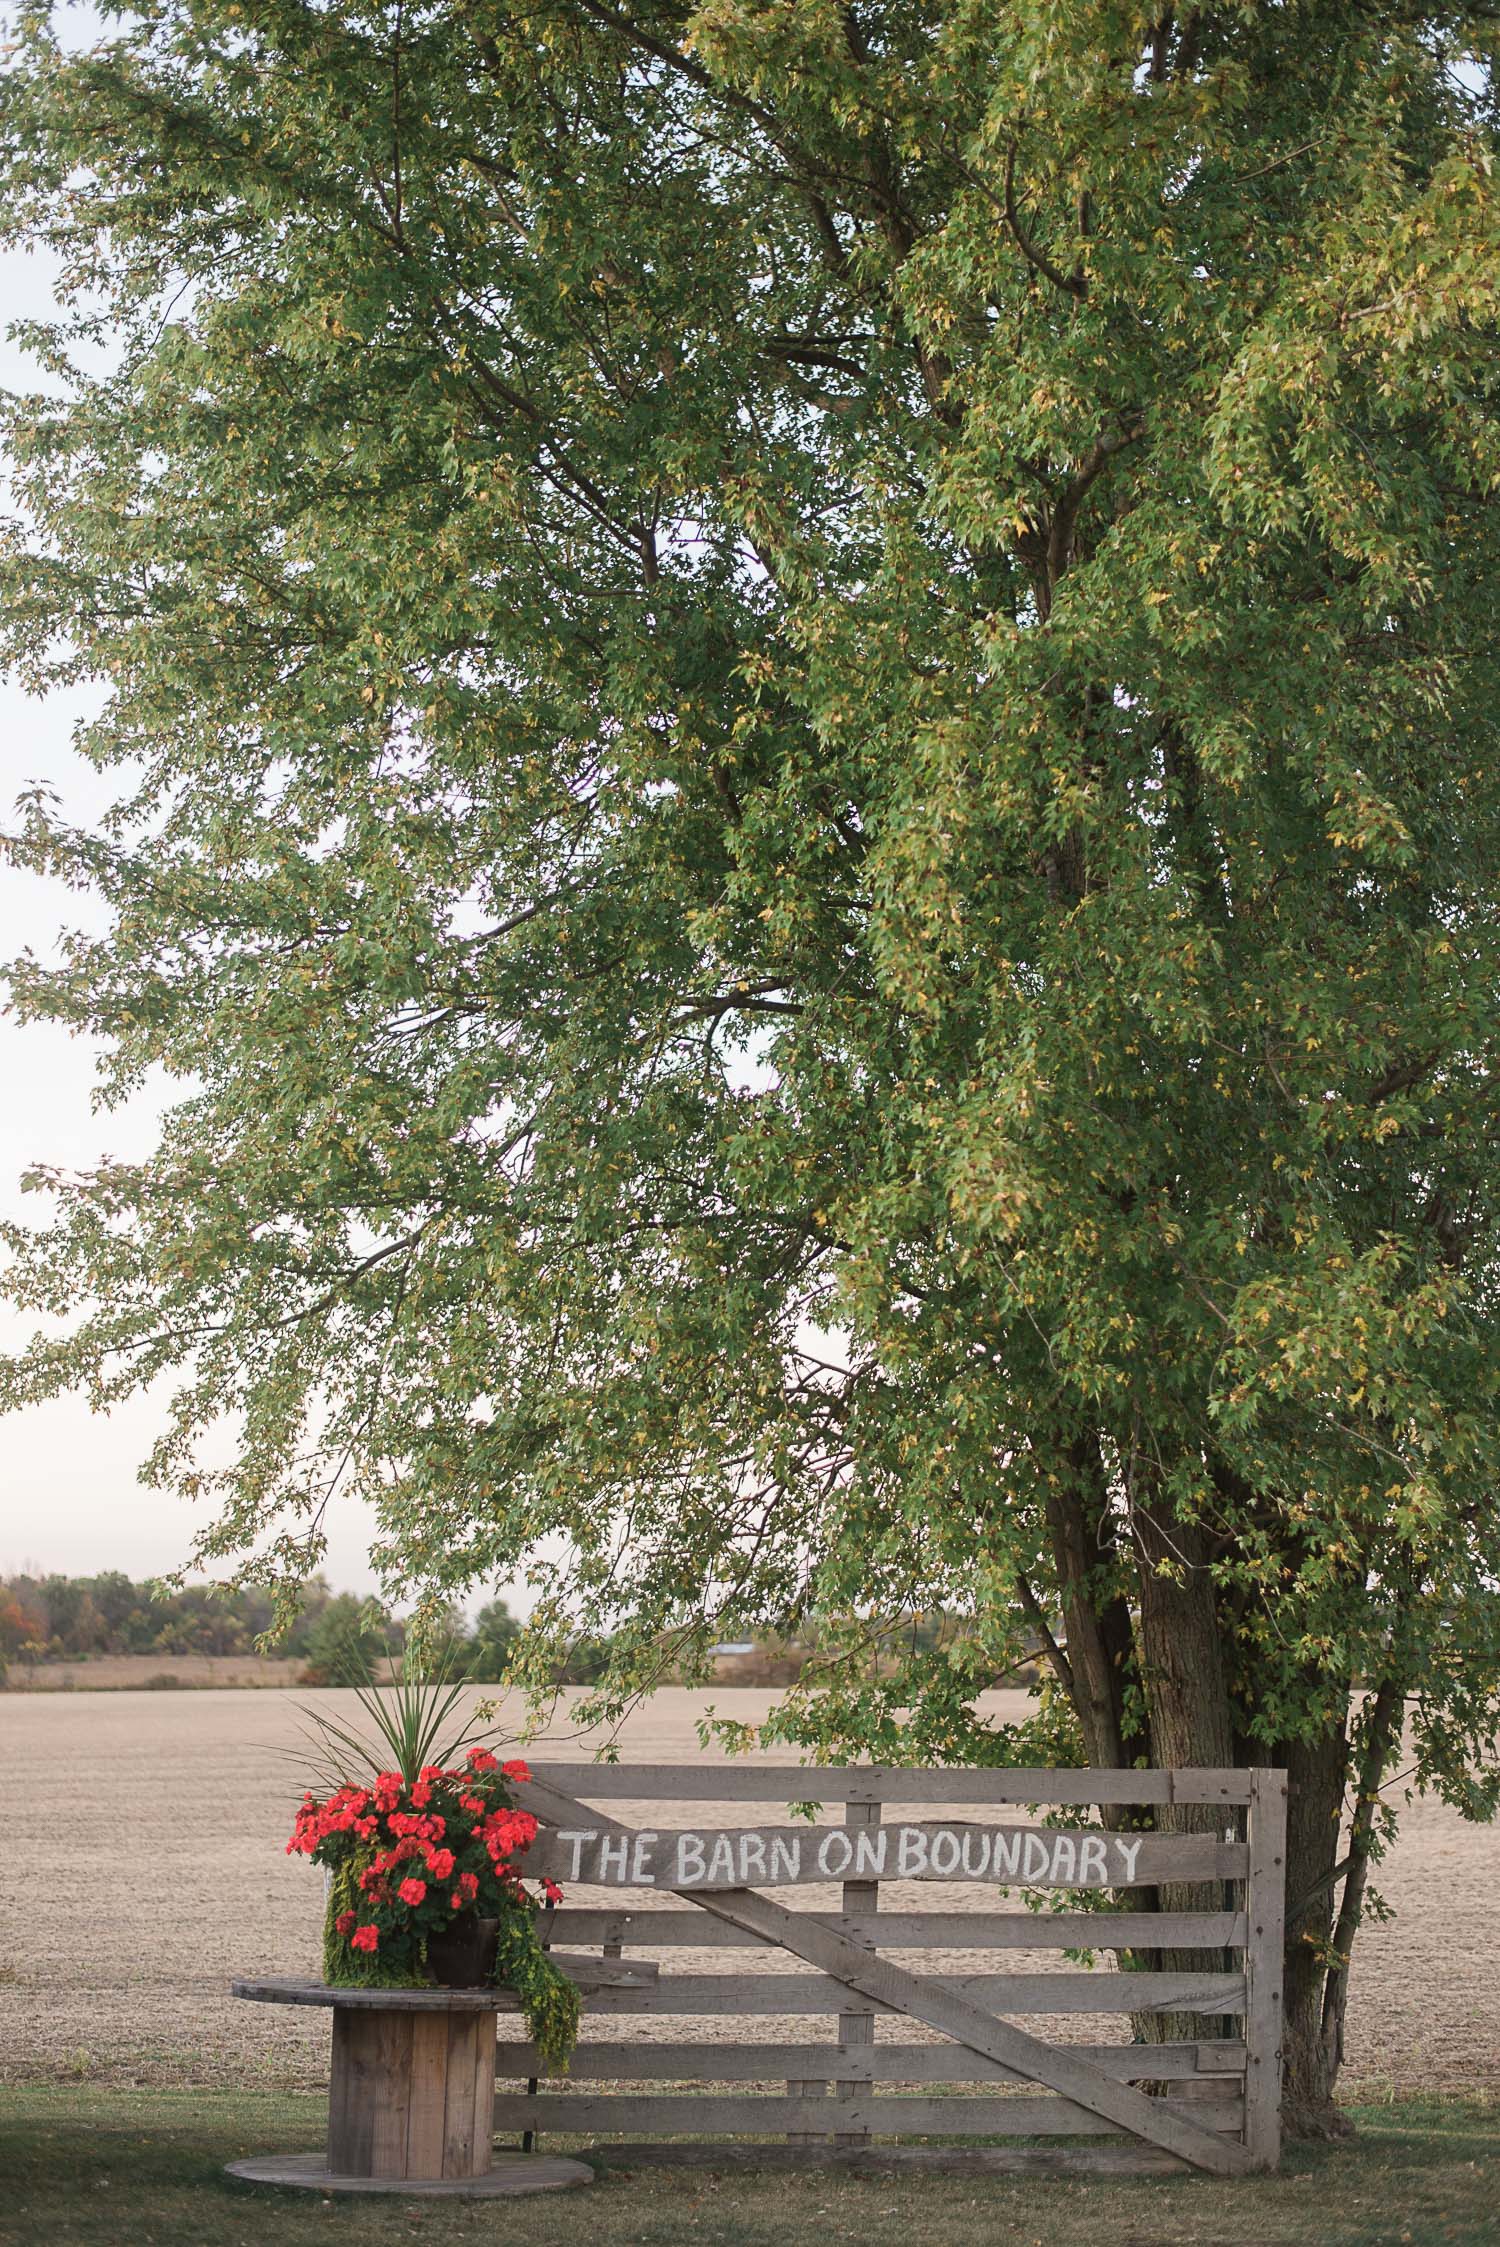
[515,1772,1255,2177]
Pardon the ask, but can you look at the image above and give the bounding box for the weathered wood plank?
[470,2012,497,2174]
[584,2141,1191,2176]
[515,1771,1256,2176]
[784,2075,826,2148]
[495,2040,1248,2086]
[835,1801,879,2145]
[1244,1768,1288,2171]
[439,2011,490,2179]
[404,2012,450,2179]
[366,2010,415,2178]
[524,1970,1246,2018]
[536,1951,660,1986]
[326,2007,417,2178]
[539,1908,1247,1951]
[522,1824,1246,1891]
[326,2009,367,2175]
[524,1765,1253,1807]
[234,1979,504,2011]
[491,2091,1247,2137]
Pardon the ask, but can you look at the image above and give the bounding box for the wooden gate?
[506,1764,1287,2177]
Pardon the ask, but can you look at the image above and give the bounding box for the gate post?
[1243,1767,1288,2169]
[834,1797,880,2144]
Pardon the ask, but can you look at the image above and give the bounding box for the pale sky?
[0,238,413,1602]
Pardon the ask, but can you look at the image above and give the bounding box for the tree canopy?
[2,0,1498,2115]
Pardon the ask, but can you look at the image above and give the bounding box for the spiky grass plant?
[289,1638,495,1791]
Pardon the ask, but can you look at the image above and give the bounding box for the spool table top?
[231,1977,510,2011]
[231,1952,658,2010]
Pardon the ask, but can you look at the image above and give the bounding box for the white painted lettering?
[960,1829,991,1878]
[558,1830,598,1881]
[1114,1836,1143,1883]
[990,1829,1022,1880]
[738,1833,768,1885]
[1077,1836,1109,1886]
[1022,1833,1052,1879]
[597,1834,629,1884]
[896,1826,930,1877]
[770,1836,802,1882]
[676,1832,707,1885]
[854,1829,889,1880]
[1049,1834,1077,1884]
[817,1830,854,1878]
[928,1827,961,1877]
[630,1831,659,1885]
[706,1834,737,1886]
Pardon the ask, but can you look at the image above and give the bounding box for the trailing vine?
[493,1911,581,2074]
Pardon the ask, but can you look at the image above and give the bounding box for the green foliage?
[320,1853,405,1987]
[292,1654,494,1788]
[294,1594,397,1687]
[0,1569,399,1665]
[1,0,1499,2096]
[465,1597,520,1682]
[293,1750,578,2061]
[492,1911,582,2076]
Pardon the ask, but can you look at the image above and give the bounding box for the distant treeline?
[1,1573,1038,1693]
[0,1570,537,1684]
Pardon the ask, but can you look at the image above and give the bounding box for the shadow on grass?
[0,2084,1495,2247]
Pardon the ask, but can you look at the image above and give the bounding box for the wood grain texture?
[523,1764,1253,1807]
[326,2008,366,2174]
[405,2012,451,2179]
[234,1979,506,2011]
[1243,1768,1289,2171]
[538,1908,1247,1951]
[515,1770,1257,2176]
[520,1824,1246,1890]
[835,1802,879,2145]
[542,1969,1246,2017]
[495,2039,1247,2085]
[491,2090,1247,2136]
[581,2142,1191,2177]
[783,2075,827,2147]
[225,2151,591,2197]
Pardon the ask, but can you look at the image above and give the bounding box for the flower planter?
[424,1912,499,1989]
[290,1743,579,2072]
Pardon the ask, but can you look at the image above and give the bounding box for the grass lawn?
[0,2084,1495,2247]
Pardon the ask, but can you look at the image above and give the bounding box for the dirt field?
[5,1653,307,1691]
[3,1688,1495,2097]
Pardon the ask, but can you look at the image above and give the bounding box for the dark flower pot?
[425,1913,499,1989]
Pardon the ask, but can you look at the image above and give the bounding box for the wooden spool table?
[227,1978,595,2197]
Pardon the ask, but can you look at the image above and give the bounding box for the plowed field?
[5,1687,1494,2094]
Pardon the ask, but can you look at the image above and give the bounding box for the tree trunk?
[1053,1459,1373,2138]
[1277,1720,1351,2136]
[1045,1434,1143,1772]
[1132,1508,1237,2046]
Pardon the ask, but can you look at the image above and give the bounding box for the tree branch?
[1003,143,1085,298]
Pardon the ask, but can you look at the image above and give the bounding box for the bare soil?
[3,1687,1494,2097]
[5,1653,307,1691]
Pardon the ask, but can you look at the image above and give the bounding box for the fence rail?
[504,1763,1287,2178]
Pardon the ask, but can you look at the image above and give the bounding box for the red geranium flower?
[350,1925,379,1953]
[334,1910,357,1936]
[466,1747,499,1773]
[397,1876,427,1907]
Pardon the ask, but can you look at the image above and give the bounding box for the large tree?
[3,0,1498,2126]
